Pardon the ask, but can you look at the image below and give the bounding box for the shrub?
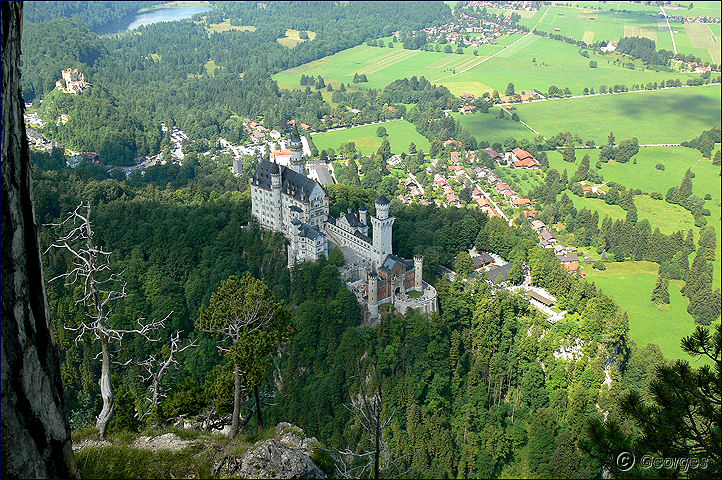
[655,163,665,170]
[593,261,606,270]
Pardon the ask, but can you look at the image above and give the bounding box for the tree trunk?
[374,408,380,480]
[96,334,114,439]
[254,384,263,432]
[229,364,241,439]
[1,2,78,477]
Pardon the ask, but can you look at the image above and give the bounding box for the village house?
[472,252,495,270]
[250,130,266,143]
[528,290,555,310]
[540,229,557,248]
[487,262,514,286]
[600,41,617,52]
[511,198,531,208]
[511,148,540,169]
[531,219,546,232]
[558,253,580,271]
[483,147,504,165]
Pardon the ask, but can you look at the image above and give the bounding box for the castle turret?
[270,161,282,231]
[358,205,367,225]
[370,195,394,265]
[368,272,378,318]
[289,122,303,174]
[414,254,423,291]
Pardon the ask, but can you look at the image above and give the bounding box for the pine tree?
[573,154,590,181]
[625,204,637,225]
[608,131,615,146]
[650,275,670,304]
[563,143,576,162]
[583,325,721,478]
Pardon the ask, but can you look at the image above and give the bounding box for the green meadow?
[440,35,699,95]
[311,119,430,155]
[273,44,496,96]
[274,35,701,99]
[452,110,538,145]
[583,261,716,363]
[550,146,721,285]
[514,85,721,144]
[559,187,695,236]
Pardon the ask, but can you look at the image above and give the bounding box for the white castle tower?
[414,254,423,291]
[270,161,282,230]
[289,122,303,174]
[368,272,378,318]
[370,195,394,266]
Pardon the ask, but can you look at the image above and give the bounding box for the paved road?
[659,5,678,54]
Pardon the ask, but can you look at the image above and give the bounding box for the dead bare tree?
[328,363,412,479]
[137,332,198,421]
[46,202,168,439]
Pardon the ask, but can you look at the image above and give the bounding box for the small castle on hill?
[250,124,438,320]
[56,68,90,94]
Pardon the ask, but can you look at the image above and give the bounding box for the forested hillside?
[32,146,690,477]
[21,2,450,164]
[18,2,720,478]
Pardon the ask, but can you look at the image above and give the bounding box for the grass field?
[559,187,696,236]
[206,20,256,33]
[583,261,715,363]
[274,44,497,96]
[311,119,430,155]
[549,146,714,196]
[514,85,721,144]
[452,110,538,145]
[277,29,316,48]
[685,22,722,65]
[274,34,700,98]
[550,145,721,286]
[441,35,700,95]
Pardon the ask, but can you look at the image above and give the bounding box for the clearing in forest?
[277,29,316,48]
[206,20,256,33]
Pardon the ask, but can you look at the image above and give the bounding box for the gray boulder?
[238,423,326,479]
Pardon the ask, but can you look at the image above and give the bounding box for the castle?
[55,68,89,94]
[250,124,437,319]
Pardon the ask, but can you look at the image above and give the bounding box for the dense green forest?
[22,2,450,165]
[33,143,718,477]
[22,2,719,478]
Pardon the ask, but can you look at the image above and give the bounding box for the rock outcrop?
[217,422,326,479]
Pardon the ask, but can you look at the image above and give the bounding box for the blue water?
[126,6,212,30]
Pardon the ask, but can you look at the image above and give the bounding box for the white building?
[250,125,437,318]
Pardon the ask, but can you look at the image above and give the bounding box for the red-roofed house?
[512,198,531,207]
[511,148,540,168]
[449,164,465,172]
[496,182,512,193]
[450,151,462,163]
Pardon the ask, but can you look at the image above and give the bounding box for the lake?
[126,6,213,31]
